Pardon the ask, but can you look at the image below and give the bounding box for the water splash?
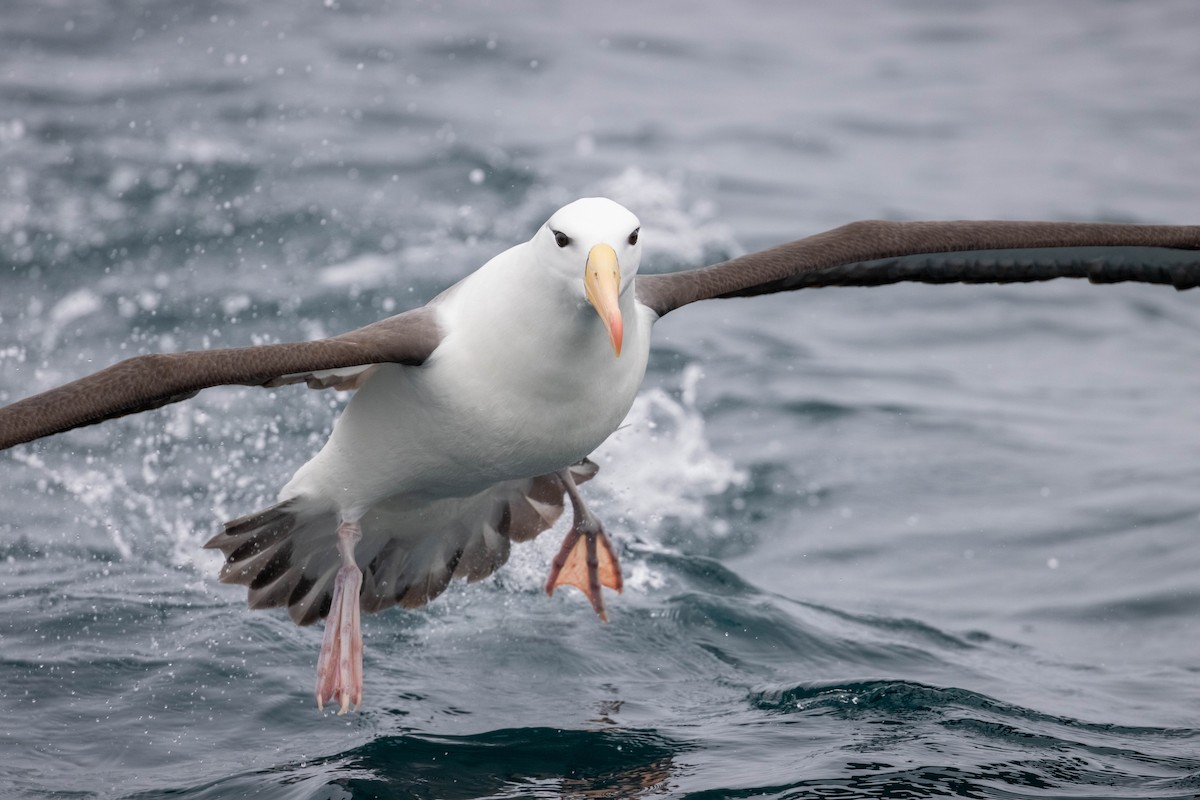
[41,287,103,351]
[599,363,747,532]
[318,253,396,293]
[9,435,219,575]
[11,449,135,560]
[597,167,740,266]
[502,365,746,597]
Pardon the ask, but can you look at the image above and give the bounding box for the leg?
[545,467,623,621]
[315,520,364,714]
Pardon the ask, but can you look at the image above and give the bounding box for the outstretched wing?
[635,220,1200,318]
[0,306,442,450]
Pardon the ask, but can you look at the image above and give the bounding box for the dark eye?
[553,230,570,248]
[628,228,640,246]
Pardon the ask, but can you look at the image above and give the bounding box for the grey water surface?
[2,1,1200,797]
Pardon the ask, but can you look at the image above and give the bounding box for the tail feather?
[207,500,340,626]
[245,566,301,611]
[288,568,338,626]
[210,458,602,625]
[455,521,510,583]
[217,538,291,586]
[205,503,295,555]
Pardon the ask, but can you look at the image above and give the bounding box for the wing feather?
[208,460,601,624]
[0,306,441,450]
[636,220,1200,318]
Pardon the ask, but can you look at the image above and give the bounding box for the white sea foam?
[41,288,103,350]
[317,253,395,290]
[595,167,740,265]
[491,167,739,272]
[598,364,746,530]
[501,365,745,600]
[165,132,244,166]
[10,443,219,574]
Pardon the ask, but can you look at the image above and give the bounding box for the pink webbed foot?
[315,521,364,714]
[544,468,623,621]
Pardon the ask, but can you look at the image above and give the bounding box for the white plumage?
[285,197,650,512]
[217,197,648,712]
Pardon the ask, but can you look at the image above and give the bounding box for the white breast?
[281,243,652,519]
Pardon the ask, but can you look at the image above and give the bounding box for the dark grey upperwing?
[0,306,442,451]
[635,220,1200,318]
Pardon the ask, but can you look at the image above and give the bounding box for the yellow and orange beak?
[584,243,623,357]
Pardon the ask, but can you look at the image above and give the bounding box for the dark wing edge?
[0,306,442,451]
[636,219,1200,318]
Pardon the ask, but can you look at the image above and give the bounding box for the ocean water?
[2,1,1200,797]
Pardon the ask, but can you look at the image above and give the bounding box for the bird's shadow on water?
[135,726,689,800]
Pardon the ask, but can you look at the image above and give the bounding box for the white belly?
[282,297,653,519]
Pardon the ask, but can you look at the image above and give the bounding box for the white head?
[534,197,642,357]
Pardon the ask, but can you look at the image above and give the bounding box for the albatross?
[1,198,1198,714]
